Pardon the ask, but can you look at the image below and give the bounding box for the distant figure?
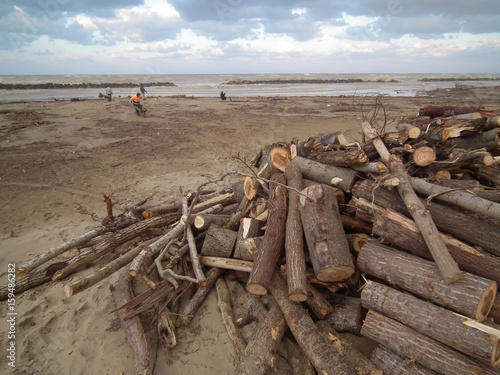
[105,86,113,101]
[220,91,226,101]
[131,93,146,116]
[140,84,147,100]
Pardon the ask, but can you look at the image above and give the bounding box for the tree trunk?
[270,273,357,375]
[369,205,500,285]
[410,177,500,221]
[290,156,358,192]
[443,128,500,151]
[234,217,263,261]
[270,146,292,171]
[110,270,150,375]
[316,320,383,375]
[418,105,481,118]
[299,184,354,282]
[361,310,500,375]
[194,214,231,230]
[200,224,238,258]
[324,295,365,334]
[284,162,308,301]
[304,284,334,319]
[362,281,500,367]
[234,304,288,375]
[246,173,287,295]
[357,240,497,321]
[308,148,369,167]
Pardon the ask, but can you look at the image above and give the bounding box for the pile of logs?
[3,104,500,375]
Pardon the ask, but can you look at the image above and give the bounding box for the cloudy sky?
[1,0,500,75]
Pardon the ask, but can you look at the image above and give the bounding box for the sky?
[1,0,500,75]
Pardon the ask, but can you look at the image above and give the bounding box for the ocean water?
[0,73,499,103]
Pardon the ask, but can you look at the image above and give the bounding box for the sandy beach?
[1,86,499,374]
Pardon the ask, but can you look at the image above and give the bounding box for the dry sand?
[0,86,498,374]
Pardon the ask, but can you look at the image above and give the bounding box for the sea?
[1,73,499,103]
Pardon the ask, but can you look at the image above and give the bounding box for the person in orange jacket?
[130,93,145,115]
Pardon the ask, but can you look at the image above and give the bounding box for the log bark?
[316,320,383,375]
[362,122,461,283]
[182,195,206,286]
[200,256,253,272]
[418,105,481,118]
[110,271,150,375]
[443,128,500,151]
[270,273,357,375]
[200,224,238,258]
[290,156,358,192]
[234,304,288,375]
[396,122,421,139]
[284,162,308,302]
[353,179,500,256]
[357,240,497,321]
[410,177,500,221]
[361,310,500,375]
[246,173,287,295]
[215,277,247,358]
[305,284,334,319]
[324,295,365,334]
[299,184,354,282]
[368,205,500,285]
[362,281,500,367]
[370,345,440,375]
[194,214,231,230]
[308,148,369,167]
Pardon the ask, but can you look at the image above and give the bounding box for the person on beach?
[131,93,146,116]
[140,84,147,100]
[105,86,113,101]
[220,91,226,100]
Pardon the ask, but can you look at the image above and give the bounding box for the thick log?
[290,156,358,192]
[410,177,500,221]
[215,277,247,358]
[353,179,500,256]
[352,162,388,174]
[234,217,263,261]
[269,146,292,171]
[358,241,497,321]
[477,165,500,186]
[270,273,357,375]
[52,213,179,281]
[316,320,382,375]
[362,281,500,367]
[324,294,365,334]
[362,122,461,283]
[308,148,369,167]
[246,173,288,295]
[299,184,354,282]
[305,284,334,319]
[368,204,500,285]
[193,214,231,230]
[340,214,372,234]
[200,224,237,258]
[200,256,253,272]
[284,162,307,301]
[418,105,481,118]
[370,345,441,375]
[443,128,500,152]
[175,267,225,327]
[234,304,288,375]
[412,146,436,167]
[396,122,421,139]
[361,310,500,375]
[110,271,150,375]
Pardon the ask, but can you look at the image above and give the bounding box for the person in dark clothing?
[140,84,147,100]
[220,91,226,100]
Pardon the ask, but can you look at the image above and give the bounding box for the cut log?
[352,179,500,256]
[396,122,421,139]
[324,295,365,334]
[412,146,436,167]
[290,156,358,192]
[361,310,500,375]
[308,148,369,167]
[352,162,388,174]
[357,240,496,321]
[200,224,238,258]
[284,162,307,302]
[299,184,354,282]
[194,214,231,230]
[110,271,150,375]
[305,284,334,319]
[362,122,461,283]
[368,204,500,285]
[443,128,500,152]
[418,105,481,118]
[243,176,262,201]
[234,304,288,375]
[200,256,253,272]
[246,173,288,295]
[215,277,247,358]
[316,320,383,375]
[361,281,500,367]
[269,146,291,171]
[370,345,442,375]
[234,217,263,261]
[410,177,500,221]
[269,273,357,375]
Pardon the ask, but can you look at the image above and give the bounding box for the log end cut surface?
[316,266,355,283]
[246,283,268,295]
[478,281,497,321]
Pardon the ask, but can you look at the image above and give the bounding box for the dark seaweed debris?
[224,78,399,85]
[0,82,177,90]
